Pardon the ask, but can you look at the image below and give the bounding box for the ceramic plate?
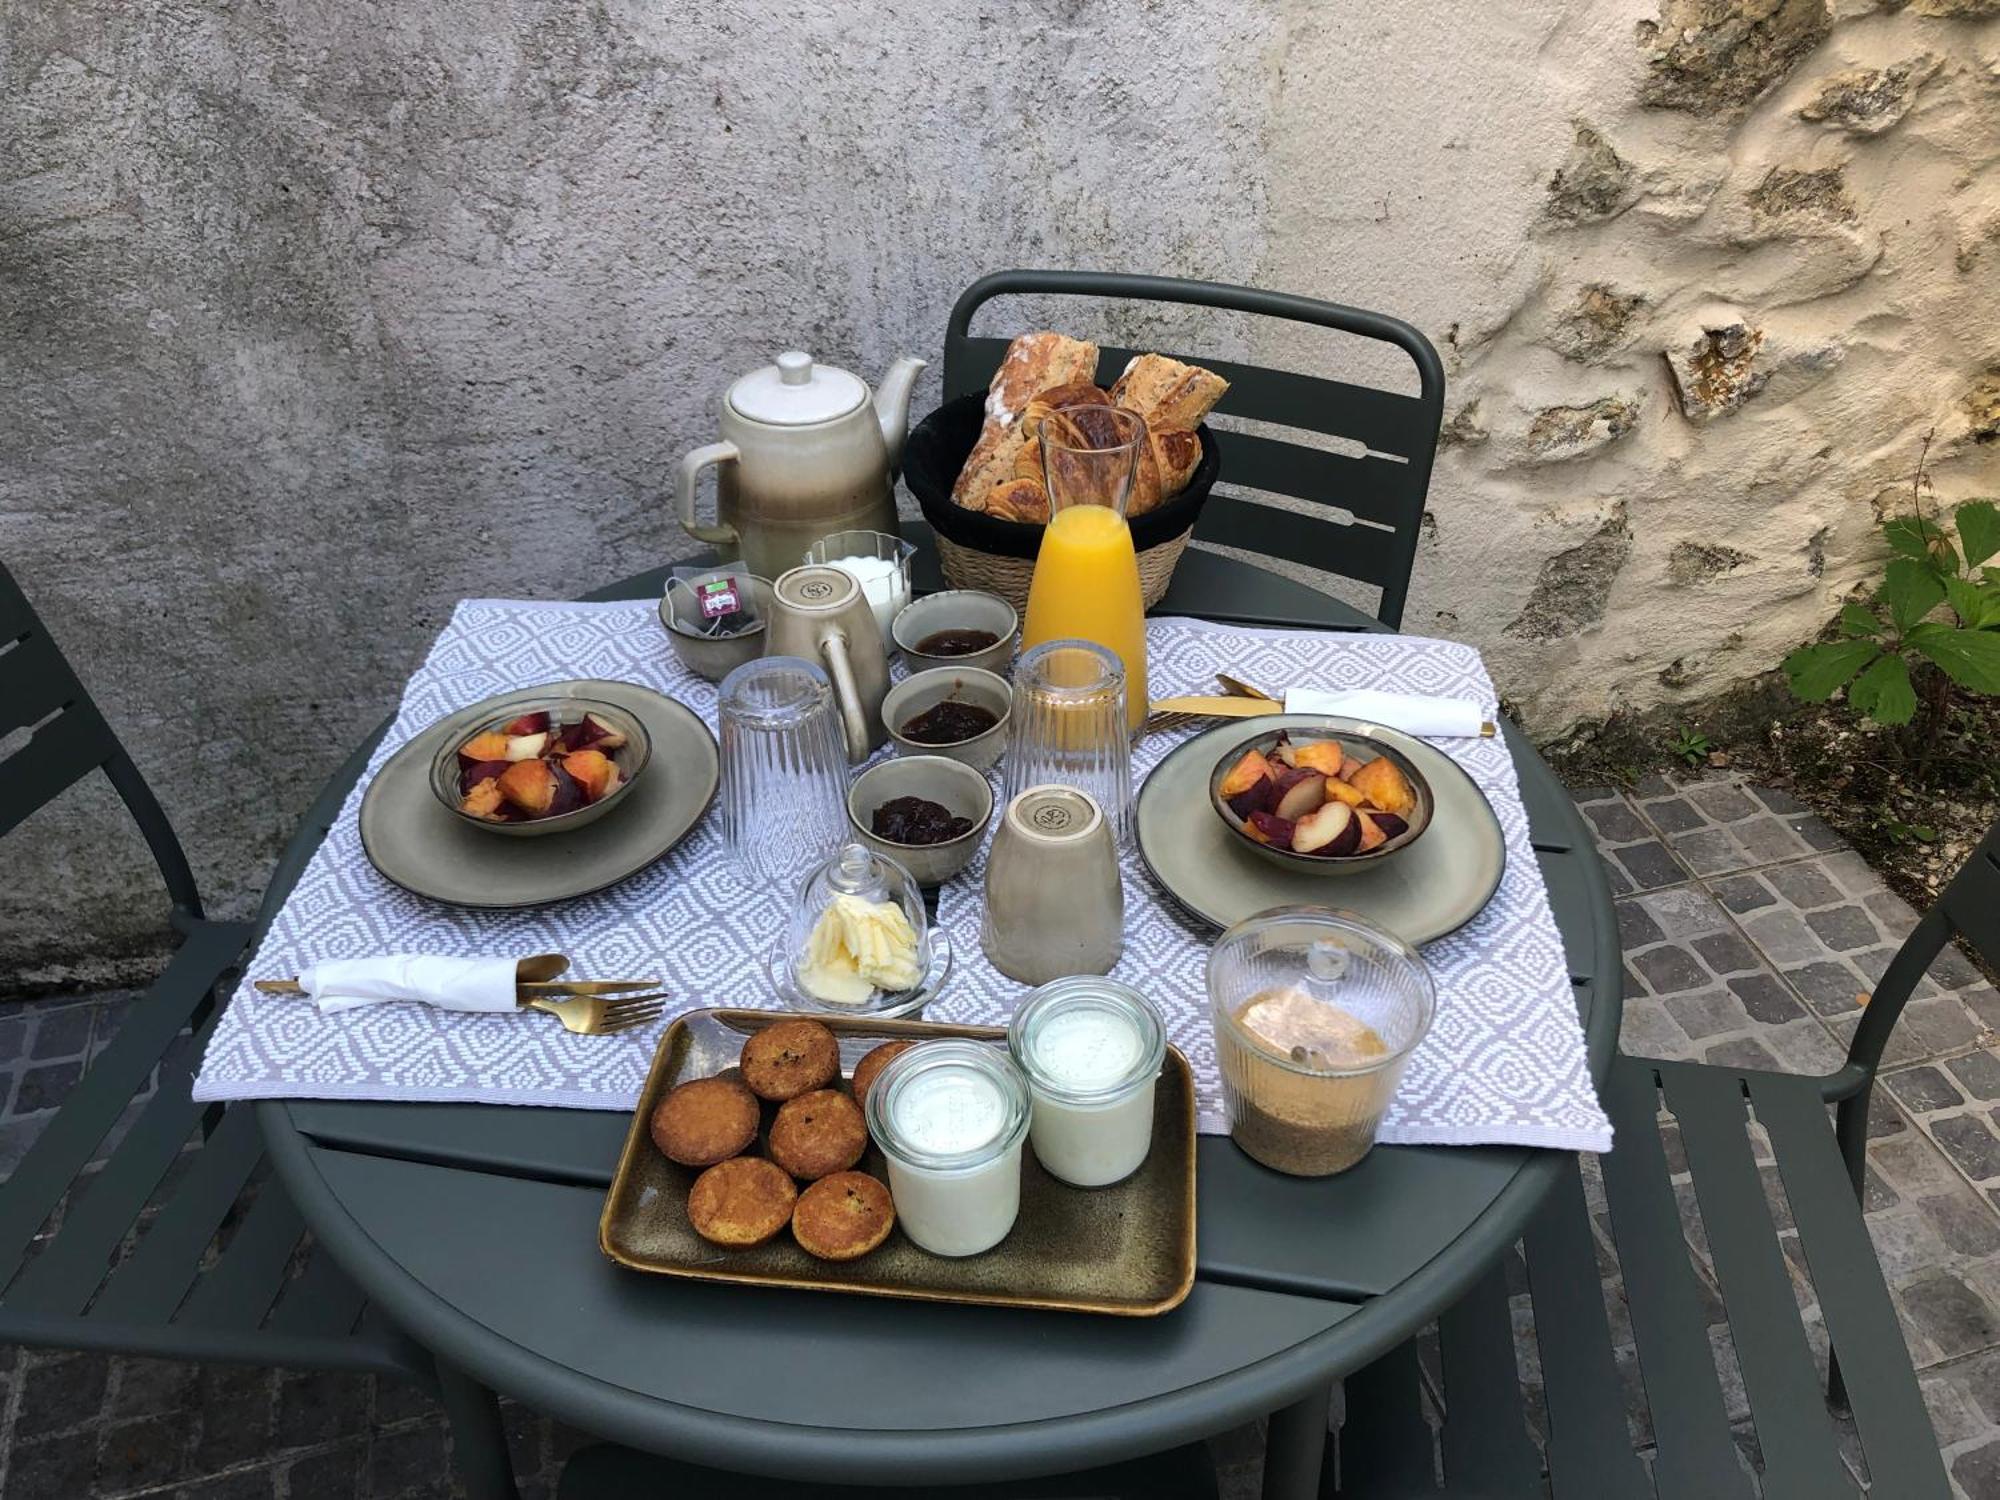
[1136,714,1505,942]
[359,680,718,908]
[600,1008,1196,1317]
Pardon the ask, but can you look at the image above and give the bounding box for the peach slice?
[1293,801,1360,856]
[1339,754,1367,782]
[563,748,619,802]
[1348,757,1416,817]
[1289,741,1347,777]
[1354,810,1391,852]
[460,778,506,820]
[1323,777,1367,809]
[1245,811,1296,849]
[583,712,628,750]
[497,758,583,817]
[1272,769,1328,822]
[459,731,511,764]
[1368,811,1410,842]
[503,711,551,737]
[503,731,549,762]
[1219,748,1274,797]
[460,759,511,795]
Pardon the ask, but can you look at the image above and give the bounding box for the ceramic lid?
[728,351,868,426]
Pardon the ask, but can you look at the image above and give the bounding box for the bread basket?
[902,395,1222,613]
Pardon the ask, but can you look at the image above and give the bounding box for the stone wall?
[2,0,1996,983]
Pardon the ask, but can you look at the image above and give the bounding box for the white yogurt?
[1009,979,1166,1188]
[827,553,911,642]
[865,1042,1030,1257]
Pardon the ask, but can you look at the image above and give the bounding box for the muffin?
[739,1019,841,1102]
[650,1076,760,1167]
[850,1039,916,1105]
[686,1157,797,1248]
[767,1089,868,1181]
[792,1171,896,1262]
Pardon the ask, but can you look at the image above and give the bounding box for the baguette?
[1109,353,1229,432]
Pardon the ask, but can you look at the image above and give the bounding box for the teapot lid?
[728,351,867,426]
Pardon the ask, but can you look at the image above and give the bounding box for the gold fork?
[525,991,670,1036]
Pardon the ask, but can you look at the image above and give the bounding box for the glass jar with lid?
[1208,905,1435,1176]
[769,842,949,1019]
[864,1041,1032,1256]
[1008,977,1165,1187]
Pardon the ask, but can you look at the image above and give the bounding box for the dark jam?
[872,796,975,846]
[899,699,1000,745]
[914,628,1000,657]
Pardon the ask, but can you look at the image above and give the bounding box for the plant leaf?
[1785,639,1881,701]
[1942,576,2000,630]
[1884,515,1948,560]
[1847,652,1917,725]
[1957,500,2000,568]
[1879,557,1947,631]
[1838,602,1883,638]
[1911,626,2000,694]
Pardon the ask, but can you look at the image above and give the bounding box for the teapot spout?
[873,355,927,467]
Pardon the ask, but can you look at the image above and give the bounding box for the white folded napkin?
[1283,687,1487,739]
[297,956,522,1016]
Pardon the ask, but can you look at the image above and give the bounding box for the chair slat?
[1337,1338,1437,1492]
[0,629,99,737]
[175,1183,305,1334]
[265,1241,368,1341]
[82,1106,266,1324]
[1661,1065,1857,1500]
[0,703,113,841]
[1192,498,1401,590]
[1437,1260,1541,1493]
[1752,1076,1951,1498]
[1209,429,1418,529]
[1940,844,2000,970]
[0,922,245,1277]
[1522,1160,1652,1499]
[1598,1061,1752,1498]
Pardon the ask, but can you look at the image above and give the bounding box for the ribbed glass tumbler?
[717,655,851,890]
[1000,638,1132,842]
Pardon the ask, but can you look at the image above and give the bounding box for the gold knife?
[1150,695,1498,736]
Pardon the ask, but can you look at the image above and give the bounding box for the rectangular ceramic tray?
[599,1008,1197,1317]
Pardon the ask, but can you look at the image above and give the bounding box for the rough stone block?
[1888,1066,1966,1114]
[1933,1114,2000,1183]
[1742,908,1824,966]
[1727,972,1803,1023]
[1636,944,1712,995]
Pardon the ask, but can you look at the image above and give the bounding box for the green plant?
[1785,432,2000,769]
[1666,725,1711,767]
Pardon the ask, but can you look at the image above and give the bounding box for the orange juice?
[1022,504,1149,733]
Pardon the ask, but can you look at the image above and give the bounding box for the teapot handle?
[817,628,871,765]
[675,441,741,548]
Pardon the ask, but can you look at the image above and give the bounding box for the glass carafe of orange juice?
[1020,406,1150,733]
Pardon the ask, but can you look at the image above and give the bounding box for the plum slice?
[1245,811,1296,849]
[503,710,551,737]
[460,759,511,796]
[1272,769,1328,822]
[1293,802,1361,856]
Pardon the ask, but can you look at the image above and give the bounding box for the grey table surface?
[253,535,1624,1489]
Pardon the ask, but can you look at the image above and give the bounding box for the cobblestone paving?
[1,774,1994,1498]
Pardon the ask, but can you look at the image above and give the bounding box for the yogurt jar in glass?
[863,1040,1031,1257]
[1008,977,1166,1188]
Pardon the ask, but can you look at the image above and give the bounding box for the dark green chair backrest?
[942,269,1446,629]
[0,558,204,923]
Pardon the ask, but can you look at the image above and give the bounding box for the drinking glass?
[1207,906,1436,1177]
[1001,638,1132,841]
[717,656,851,889]
[802,529,917,645]
[1021,406,1150,732]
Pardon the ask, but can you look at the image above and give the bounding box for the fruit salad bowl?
[1208,725,1433,875]
[430,695,653,838]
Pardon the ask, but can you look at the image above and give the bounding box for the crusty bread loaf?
[1109,353,1229,432]
[950,333,1100,506]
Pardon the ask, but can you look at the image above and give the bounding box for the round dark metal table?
[254,538,1622,1499]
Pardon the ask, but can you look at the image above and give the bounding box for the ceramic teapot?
[676,350,926,580]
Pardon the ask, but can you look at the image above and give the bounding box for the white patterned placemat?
[194,601,1611,1154]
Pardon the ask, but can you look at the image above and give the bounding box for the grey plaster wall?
[3,0,1997,985]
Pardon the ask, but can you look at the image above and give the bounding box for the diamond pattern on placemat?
[195,604,1610,1153]
[931,618,1610,1150]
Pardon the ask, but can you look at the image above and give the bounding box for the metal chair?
[1330,827,1996,1497]
[0,560,514,1494]
[942,269,1446,629]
